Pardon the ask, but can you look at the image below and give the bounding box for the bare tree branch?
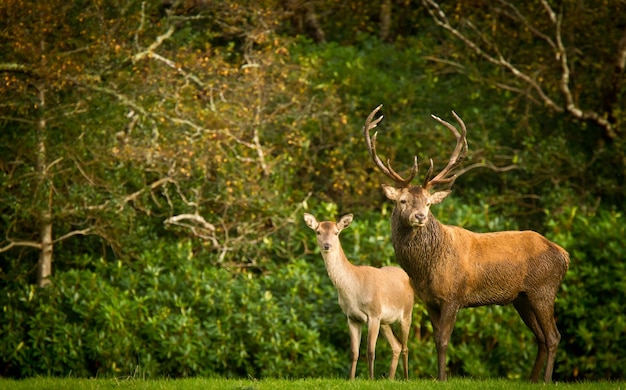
[422,0,617,139]
[132,26,175,63]
[0,63,32,73]
[164,213,217,245]
[422,0,561,112]
[52,228,94,244]
[0,240,42,253]
[455,161,517,178]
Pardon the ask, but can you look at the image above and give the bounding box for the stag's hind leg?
[527,293,561,383]
[513,295,546,382]
[513,293,560,383]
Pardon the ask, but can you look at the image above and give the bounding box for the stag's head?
[364,105,468,228]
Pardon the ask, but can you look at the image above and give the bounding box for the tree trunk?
[36,85,53,287]
[380,0,392,42]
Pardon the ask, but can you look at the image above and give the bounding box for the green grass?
[0,378,624,390]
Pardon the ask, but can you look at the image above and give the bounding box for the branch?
[52,228,94,244]
[0,240,42,253]
[454,161,517,178]
[71,78,213,135]
[422,0,561,113]
[131,19,205,90]
[164,213,218,245]
[0,63,33,74]
[85,177,175,212]
[422,0,617,138]
[145,52,205,89]
[545,2,616,138]
[132,26,176,63]
[121,177,175,211]
[71,80,150,117]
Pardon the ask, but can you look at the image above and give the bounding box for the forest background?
[1,0,625,382]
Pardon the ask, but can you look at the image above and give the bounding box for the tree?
[0,0,344,285]
[420,0,626,207]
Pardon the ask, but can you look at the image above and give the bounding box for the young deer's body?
[363,105,569,383]
[304,213,414,380]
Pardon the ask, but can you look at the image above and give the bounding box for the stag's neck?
[392,212,448,276]
[320,245,359,291]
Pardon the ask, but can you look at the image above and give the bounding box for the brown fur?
[304,213,414,380]
[363,105,569,382]
[383,184,569,383]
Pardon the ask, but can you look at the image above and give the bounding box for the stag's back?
[391,214,569,308]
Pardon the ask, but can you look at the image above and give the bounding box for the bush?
[2,203,625,380]
[548,207,626,380]
[0,243,345,378]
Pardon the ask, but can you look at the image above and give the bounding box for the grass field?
[0,377,624,390]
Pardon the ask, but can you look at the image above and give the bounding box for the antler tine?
[364,105,418,187]
[421,158,435,186]
[425,111,468,189]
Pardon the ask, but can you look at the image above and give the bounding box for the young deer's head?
[363,104,467,228]
[304,213,353,252]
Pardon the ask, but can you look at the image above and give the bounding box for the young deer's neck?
[320,243,358,290]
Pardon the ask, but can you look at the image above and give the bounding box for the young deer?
[363,104,569,383]
[303,213,414,380]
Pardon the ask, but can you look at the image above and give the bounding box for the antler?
[363,104,418,187]
[423,111,468,189]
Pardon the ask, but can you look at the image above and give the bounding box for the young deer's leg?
[398,311,412,380]
[366,316,381,379]
[347,319,362,380]
[380,324,402,379]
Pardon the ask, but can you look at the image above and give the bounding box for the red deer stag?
[362,104,569,382]
[304,213,414,380]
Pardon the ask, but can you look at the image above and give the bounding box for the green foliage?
[548,207,626,380]
[0,244,344,378]
[1,0,625,382]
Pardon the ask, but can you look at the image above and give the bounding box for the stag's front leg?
[428,304,459,381]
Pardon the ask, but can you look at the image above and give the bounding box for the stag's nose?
[322,243,332,251]
[411,212,428,227]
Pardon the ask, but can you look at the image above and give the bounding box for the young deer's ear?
[337,214,353,231]
[430,190,451,205]
[303,213,318,230]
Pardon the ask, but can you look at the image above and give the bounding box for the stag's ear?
[303,213,318,230]
[431,190,451,205]
[337,214,353,231]
[381,184,399,200]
